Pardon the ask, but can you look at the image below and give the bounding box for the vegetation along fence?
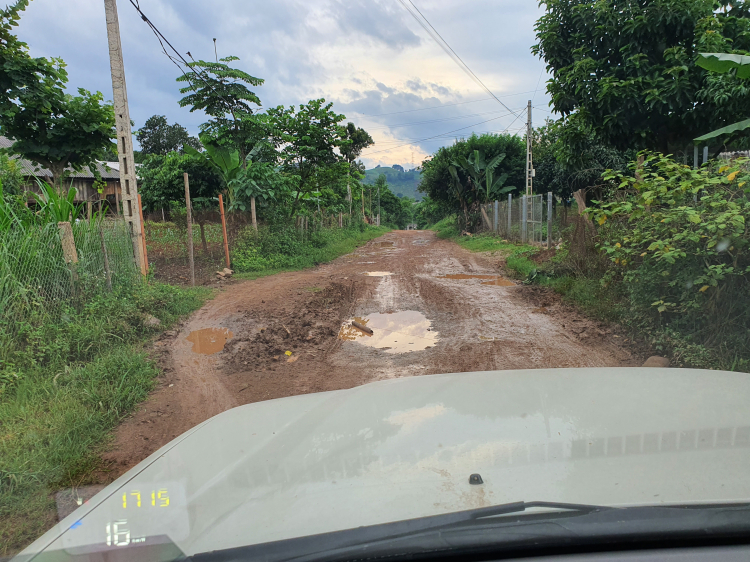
[481,192,571,247]
[0,218,139,340]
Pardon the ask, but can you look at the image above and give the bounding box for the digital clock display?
[121,489,170,509]
[59,480,190,552]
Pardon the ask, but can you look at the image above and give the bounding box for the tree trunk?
[250,196,257,231]
[199,221,208,253]
[48,161,67,194]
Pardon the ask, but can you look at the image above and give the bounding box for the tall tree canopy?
[178,56,265,161]
[136,115,201,155]
[533,0,750,153]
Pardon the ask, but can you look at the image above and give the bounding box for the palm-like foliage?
[451,150,514,203]
[695,53,750,142]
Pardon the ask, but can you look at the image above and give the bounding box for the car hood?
[18,368,750,560]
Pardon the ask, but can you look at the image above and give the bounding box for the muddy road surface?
[102,230,642,477]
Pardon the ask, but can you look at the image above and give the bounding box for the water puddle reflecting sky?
[339,311,438,353]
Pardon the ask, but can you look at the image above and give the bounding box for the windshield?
[3,0,750,560]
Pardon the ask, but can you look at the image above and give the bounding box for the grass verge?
[232,223,390,275]
[0,282,211,556]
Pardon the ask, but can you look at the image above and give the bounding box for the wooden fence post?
[218,194,231,269]
[184,173,195,287]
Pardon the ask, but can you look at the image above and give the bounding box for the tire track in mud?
[99,230,642,479]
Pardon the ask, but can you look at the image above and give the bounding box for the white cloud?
[14,0,551,170]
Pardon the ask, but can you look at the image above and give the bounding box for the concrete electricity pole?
[525,100,534,196]
[104,0,147,276]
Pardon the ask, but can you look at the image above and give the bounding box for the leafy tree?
[178,56,265,228]
[533,117,634,201]
[533,0,750,153]
[339,122,374,213]
[138,152,222,212]
[267,99,348,215]
[3,88,116,188]
[420,133,525,227]
[136,115,201,155]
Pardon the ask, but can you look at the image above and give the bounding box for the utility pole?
[104,0,146,275]
[525,100,534,196]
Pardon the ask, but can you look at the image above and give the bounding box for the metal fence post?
[547,192,553,250]
[493,200,499,234]
[521,195,528,244]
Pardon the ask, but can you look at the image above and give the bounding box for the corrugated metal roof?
[0,136,120,179]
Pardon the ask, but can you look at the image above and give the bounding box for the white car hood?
[19,368,750,559]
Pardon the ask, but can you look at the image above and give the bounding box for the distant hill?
[364,166,422,201]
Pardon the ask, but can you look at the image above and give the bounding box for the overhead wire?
[362,113,515,156]
[396,0,522,119]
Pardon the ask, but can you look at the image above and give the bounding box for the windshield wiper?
[191,502,750,562]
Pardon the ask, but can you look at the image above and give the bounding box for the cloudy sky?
[15,0,552,170]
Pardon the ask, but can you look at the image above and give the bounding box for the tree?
[339,122,374,214]
[3,88,116,188]
[420,133,525,228]
[178,56,265,228]
[533,0,750,153]
[267,99,348,215]
[0,2,115,188]
[136,115,201,155]
[533,117,634,201]
[138,152,223,251]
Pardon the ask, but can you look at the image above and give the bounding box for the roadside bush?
[593,153,750,355]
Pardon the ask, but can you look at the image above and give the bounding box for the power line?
[127,0,257,123]
[396,0,522,119]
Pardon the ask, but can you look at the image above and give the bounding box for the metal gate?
[523,194,544,244]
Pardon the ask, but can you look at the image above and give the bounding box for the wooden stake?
[218,193,231,269]
[137,194,149,275]
[184,173,195,287]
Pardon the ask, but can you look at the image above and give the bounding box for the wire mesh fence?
[0,218,139,341]
[481,193,578,246]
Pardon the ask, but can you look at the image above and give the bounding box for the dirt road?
[102,230,642,477]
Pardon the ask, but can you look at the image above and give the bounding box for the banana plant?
[695,53,750,142]
[451,150,513,203]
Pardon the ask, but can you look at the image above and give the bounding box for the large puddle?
[339,311,438,353]
[439,274,514,287]
[186,328,234,355]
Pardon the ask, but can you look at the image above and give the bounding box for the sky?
[15,0,552,170]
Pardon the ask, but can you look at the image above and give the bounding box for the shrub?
[593,153,750,352]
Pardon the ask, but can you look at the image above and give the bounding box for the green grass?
[232,224,390,275]
[0,281,211,556]
[431,216,536,270]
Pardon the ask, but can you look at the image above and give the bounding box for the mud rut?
[101,230,642,477]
